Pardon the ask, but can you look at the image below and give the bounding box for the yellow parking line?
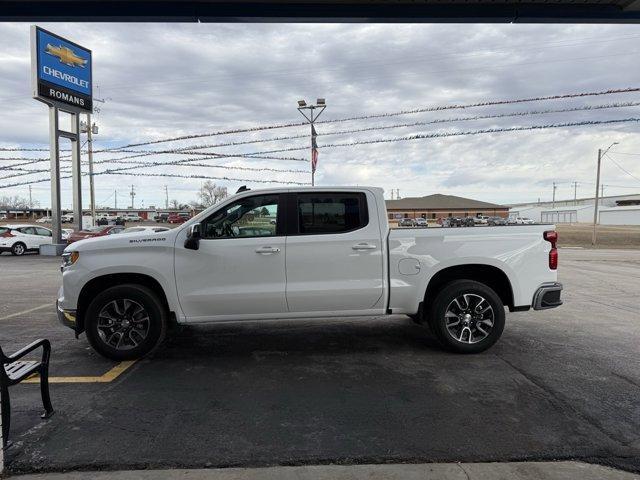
[23,360,137,384]
[0,303,51,321]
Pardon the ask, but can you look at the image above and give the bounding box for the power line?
[6,85,632,154]
[316,87,640,125]
[241,117,640,156]
[106,172,311,185]
[0,169,311,190]
[4,116,639,189]
[604,153,640,184]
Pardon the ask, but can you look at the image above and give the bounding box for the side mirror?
[184,223,201,251]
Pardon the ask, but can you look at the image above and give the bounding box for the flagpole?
[311,121,315,186]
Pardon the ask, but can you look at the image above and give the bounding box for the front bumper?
[56,300,80,334]
[532,282,563,310]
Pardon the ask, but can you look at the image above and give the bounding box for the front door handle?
[255,246,281,254]
[352,243,377,251]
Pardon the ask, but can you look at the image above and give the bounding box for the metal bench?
[1,339,54,449]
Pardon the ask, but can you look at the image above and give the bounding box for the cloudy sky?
[1,22,640,209]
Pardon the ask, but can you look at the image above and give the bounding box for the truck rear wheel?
[428,280,505,354]
[85,284,167,360]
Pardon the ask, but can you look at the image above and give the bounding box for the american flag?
[311,124,319,174]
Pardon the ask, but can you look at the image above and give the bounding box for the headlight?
[61,251,79,268]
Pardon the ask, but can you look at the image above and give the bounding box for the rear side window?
[296,193,368,235]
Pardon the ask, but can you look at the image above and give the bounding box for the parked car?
[0,214,7,220]
[474,215,490,225]
[449,217,473,227]
[66,225,126,244]
[58,186,562,360]
[168,213,189,224]
[414,217,428,227]
[36,216,52,223]
[0,224,52,255]
[61,214,74,223]
[513,217,536,225]
[122,213,142,222]
[61,228,74,241]
[155,213,170,223]
[488,216,507,226]
[398,218,415,227]
[123,226,171,234]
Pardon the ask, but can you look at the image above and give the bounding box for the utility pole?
[81,115,97,225]
[297,98,326,186]
[592,142,619,246]
[164,185,169,209]
[130,184,136,209]
[28,185,33,218]
[396,189,400,200]
[115,189,117,209]
[573,181,578,205]
[601,184,604,203]
[552,182,557,209]
[592,149,602,246]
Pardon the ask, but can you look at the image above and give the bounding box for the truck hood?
[64,228,179,253]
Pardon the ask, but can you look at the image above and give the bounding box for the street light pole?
[87,114,96,225]
[592,142,618,246]
[297,99,326,186]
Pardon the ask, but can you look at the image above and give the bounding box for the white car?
[474,215,490,225]
[61,214,74,223]
[58,186,562,360]
[61,228,74,241]
[122,214,142,222]
[36,216,52,223]
[123,226,171,234]
[414,217,428,227]
[513,217,536,225]
[0,224,53,255]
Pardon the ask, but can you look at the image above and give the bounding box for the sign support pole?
[70,112,83,233]
[49,105,63,246]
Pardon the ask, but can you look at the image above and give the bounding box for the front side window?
[202,194,279,239]
[296,193,368,235]
[36,227,52,236]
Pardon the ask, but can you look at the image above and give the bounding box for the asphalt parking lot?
[1,249,639,475]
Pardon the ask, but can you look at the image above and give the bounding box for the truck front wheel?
[85,284,167,360]
[428,280,505,354]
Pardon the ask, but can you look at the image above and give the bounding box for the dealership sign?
[31,26,92,111]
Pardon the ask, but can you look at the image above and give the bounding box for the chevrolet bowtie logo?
[45,43,87,68]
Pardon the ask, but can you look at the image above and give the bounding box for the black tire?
[11,242,26,256]
[428,280,505,354]
[85,284,167,360]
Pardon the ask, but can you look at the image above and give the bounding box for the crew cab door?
[174,193,287,320]
[285,191,384,313]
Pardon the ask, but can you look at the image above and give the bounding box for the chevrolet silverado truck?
[57,186,562,360]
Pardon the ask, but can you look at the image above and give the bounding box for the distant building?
[385,194,508,221]
[509,193,640,225]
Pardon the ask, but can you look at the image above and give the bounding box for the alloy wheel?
[97,299,151,351]
[444,293,494,344]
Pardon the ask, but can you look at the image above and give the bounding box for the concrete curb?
[9,461,640,480]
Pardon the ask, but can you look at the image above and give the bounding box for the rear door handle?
[255,246,280,254]
[352,243,377,251]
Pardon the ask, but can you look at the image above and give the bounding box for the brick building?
[385,194,508,221]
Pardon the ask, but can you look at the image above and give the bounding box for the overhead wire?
[604,153,640,184]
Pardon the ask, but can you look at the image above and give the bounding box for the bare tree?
[0,195,37,209]
[169,198,180,209]
[197,181,228,208]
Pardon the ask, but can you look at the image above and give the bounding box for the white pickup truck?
[57,186,562,360]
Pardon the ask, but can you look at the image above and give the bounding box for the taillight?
[544,230,558,270]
